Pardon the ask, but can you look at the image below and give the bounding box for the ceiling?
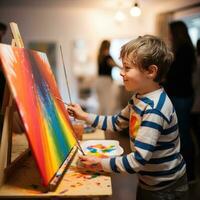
[0,0,199,14]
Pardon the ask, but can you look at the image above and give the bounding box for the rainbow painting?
[0,43,77,187]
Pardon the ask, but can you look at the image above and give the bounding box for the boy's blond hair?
[120,35,174,83]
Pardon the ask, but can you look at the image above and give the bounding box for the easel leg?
[0,105,13,186]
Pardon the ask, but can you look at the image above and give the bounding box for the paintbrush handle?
[55,97,69,106]
[59,45,84,154]
[60,45,73,104]
[71,133,85,156]
[76,142,85,156]
[59,45,76,122]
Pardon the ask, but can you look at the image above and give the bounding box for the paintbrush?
[55,96,69,106]
[59,45,85,156]
[59,45,73,107]
[55,96,76,118]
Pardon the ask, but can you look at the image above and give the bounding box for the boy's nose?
[120,69,125,77]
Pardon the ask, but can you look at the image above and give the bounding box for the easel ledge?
[0,130,112,198]
[48,146,78,191]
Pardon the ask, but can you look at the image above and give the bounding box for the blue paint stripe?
[111,116,117,131]
[134,140,155,152]
[148,153,179,164]
[139,159,185,176]
[134,151,147,165]
[91,115,99,128]
[141,121,163,133]
[122,156,135,173]
[156,92,166,111]
[102,116,107,130]
[163,124,178,135]
[110,158,120,173]
[40,88,67,160]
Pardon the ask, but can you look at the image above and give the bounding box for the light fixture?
[114,10,126,22]
[130,2,141,17]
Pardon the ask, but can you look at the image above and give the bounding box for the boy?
[67,35,188,200]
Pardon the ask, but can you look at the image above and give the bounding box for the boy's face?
[120,56,157,93]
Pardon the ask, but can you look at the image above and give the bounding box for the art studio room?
[0,0,200,199]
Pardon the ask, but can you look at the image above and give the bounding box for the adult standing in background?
[96,40,120,115]
[191,39,200,150]
[164,21,196,182]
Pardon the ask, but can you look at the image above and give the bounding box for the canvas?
[28,42,57,78]
[0,43,76,187]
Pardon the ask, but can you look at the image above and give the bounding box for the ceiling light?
[130,2,141,17]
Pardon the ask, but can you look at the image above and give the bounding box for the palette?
[81,140,124,158]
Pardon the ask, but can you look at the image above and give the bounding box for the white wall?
[0,0,199,102]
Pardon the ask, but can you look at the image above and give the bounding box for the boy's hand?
[67,103,89,121]
[77,155,103,172]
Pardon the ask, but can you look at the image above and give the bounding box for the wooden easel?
[0,22,29,188]
[0,22,77,192]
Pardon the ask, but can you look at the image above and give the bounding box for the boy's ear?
[146,65,158,79]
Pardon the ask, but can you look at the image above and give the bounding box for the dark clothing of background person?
[191,39,200,158]
[164,43,194,97]
[164,21,196,182]
[98,55,113,77]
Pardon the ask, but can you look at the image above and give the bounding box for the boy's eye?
[124,66,131,71]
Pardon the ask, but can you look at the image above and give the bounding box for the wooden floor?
[104,129,200,200]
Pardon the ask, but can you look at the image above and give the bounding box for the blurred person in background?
[164,21,196,182]
[96,40,120,115]
[191,39,200,154]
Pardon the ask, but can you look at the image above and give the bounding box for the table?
[0,129,112,198]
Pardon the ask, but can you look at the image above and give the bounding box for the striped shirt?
[86,87,186,191]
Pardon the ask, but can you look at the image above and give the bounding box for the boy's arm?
[85,105,130,132]
[67,103,130,132]
[100,109,163,173]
